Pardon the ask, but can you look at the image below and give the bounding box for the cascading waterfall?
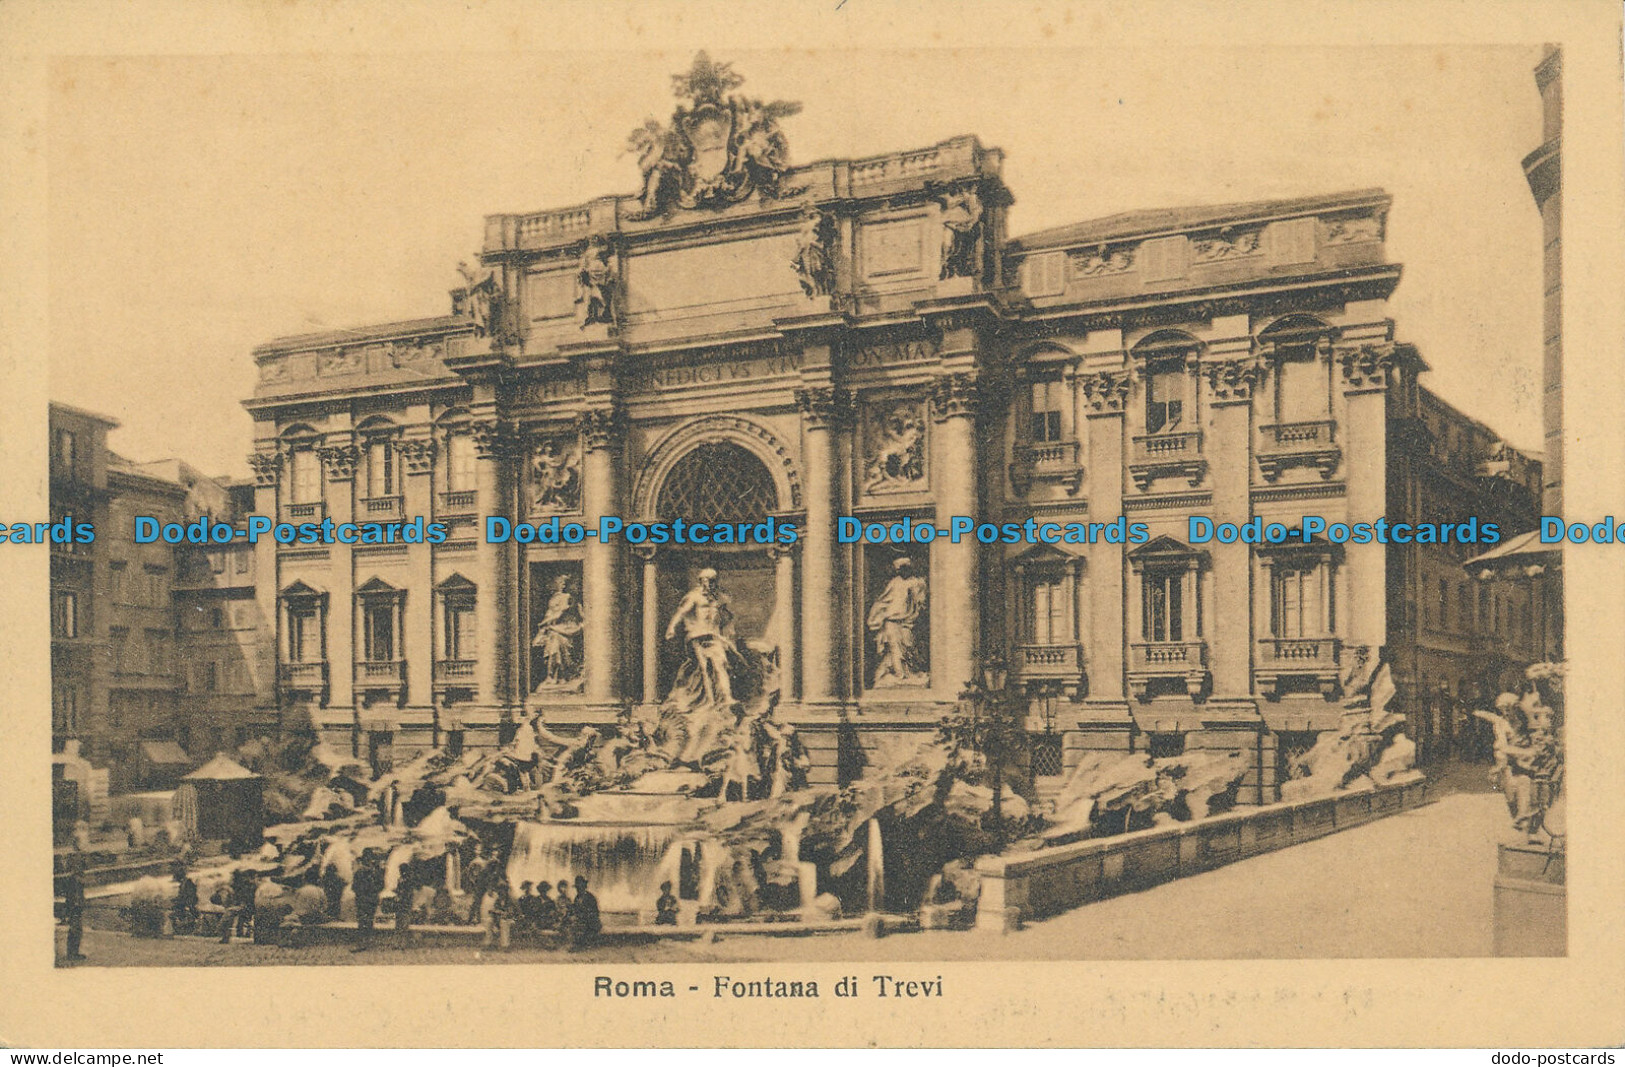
[865,818,885,913]
[444,847,461,893]
[781,814,818,910]
[507,821,681,913]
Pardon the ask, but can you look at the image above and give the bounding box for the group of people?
[503,876,602,947]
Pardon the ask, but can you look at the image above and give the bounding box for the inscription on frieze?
[630,350,802,393]
[850,340,940,368]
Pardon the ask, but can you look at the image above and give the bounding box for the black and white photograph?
[3,0,1623,1051]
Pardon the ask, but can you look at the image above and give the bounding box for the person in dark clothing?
[533,882,558,931]
[351,851,385,950]
[515,881,539,937]
[320,862,346,921]
[230,867,258,939]
[62,855,87,961]
[170,862,199,935]
[393,864,417,938]
[565,875,601,949]
[654,880,679,926]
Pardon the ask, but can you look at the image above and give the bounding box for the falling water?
[390,795,405,828]
[507,822,681,913]
[383,843,414,894]
[445,848,461,893]
[781,814,818,910]
[865,818,885,913]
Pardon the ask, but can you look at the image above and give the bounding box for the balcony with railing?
[1127,640,1210,700]
[278,661,330,704]
[1129,431,1205,490]
[280,501,325,524]
[1256,636,1342,698]
[1009,438,1083,495]
[1256,419,1340,482]
[1014,643,1085,697]
[438,490,478,516]
[434,659,478,694]
[361,496,403,520]
[355,659,406,689]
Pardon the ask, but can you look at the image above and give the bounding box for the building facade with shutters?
[241,67,1540,798]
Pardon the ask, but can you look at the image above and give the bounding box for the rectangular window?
[204,662,219,693]
[1029,577,1071,645]
[363,600,395,662]
[290,449,321,504]
[444,601,476,660]
[1143,571,1183,643]
[234,548,251,574]
[448,434,476,492]
[1437,578,1449,630]
[1478,585,1490,629]
[56,429,77,477]
[1458,585,1472,634]
[110,627,129,673]
[1146,365,1184,434]
[289,608,320,663]
[1029,379,1065,443]
[368,441,395,498]
[1271,563,1327,638]
[52,593,78,638]
[53,688,79,733]
[210,551,226,574]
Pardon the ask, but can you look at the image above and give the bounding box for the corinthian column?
[634,544,660,710]
[795,385,853,710]
[930,372,981,703]
[579,404,626,710]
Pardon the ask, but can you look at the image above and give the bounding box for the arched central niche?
[657,441,778,525]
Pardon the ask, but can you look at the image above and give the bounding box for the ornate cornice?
[929,373,980,422]
[794,385,856,430]
[247,451,283,488]
[1202,358,1265,404]
[1079,370,1131,415]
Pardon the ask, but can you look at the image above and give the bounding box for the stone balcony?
[1128,640,1210,701]
[434,659,478,694]
[438,490,478,516]
[1255,636,1342,698]
[278,661,329,704]
[1014,643,1085,697]
[1256,419,1340,482]
[280,501,325,524]
[1009,439,1083,495]
[1129,431,1205,491]
[355,659,407,700]
[360,495,404,520]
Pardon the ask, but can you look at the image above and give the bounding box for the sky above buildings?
[47,44,1547,476]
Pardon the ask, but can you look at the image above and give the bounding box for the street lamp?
[959,652,1010,849]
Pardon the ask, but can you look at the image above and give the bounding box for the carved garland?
[1202,359,1266,404]
[794,385,855,431]
[397,438,437,476]
[319,444,361,481]
[1080,370,1131,414]
[1338,344,1398,392]
[247,452,283,488]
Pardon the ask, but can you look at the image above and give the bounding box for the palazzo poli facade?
[243,57,1541,799]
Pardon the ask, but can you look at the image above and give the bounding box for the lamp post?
[959,653,1011,849]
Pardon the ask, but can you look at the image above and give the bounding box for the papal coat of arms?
[626,52,804,219]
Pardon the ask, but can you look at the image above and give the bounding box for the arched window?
[657,442,777,525]
[1260,315,1333,424]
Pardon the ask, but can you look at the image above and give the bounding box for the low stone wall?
[975,773,1431,931]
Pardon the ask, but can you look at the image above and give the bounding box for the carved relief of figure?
[664,568,738,710]
[791,206,835,298]
[532,575,584,690]
[454,260,505,339]
[867,557,929,687]
[627,119,688,221]
[574,235,616,328]
[934,184,984,280]
[530,437,581,513]
[863,401,926,494]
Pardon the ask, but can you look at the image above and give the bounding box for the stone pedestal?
[1492,841,1566,957]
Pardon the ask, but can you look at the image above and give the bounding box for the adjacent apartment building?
[239,58,1542,799]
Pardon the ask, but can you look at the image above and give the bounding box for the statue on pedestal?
[532,575,584,690]
[791,206,835,298]
[933,184,984,280]
[574,235,616,328]
[665,568,739,711]
[867,557,929,687]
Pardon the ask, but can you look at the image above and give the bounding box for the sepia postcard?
[1,0,1622,1050]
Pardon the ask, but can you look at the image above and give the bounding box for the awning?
[139,740,191,766]
[1463,530,1562,578]
[182,754,260,781]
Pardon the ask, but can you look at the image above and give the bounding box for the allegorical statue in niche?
[791,206,835,298]
[530,438,580,513]
[574,235,616,328]
[867,557,929,687]
[863,402,925,494]
[532,574,584,690]
[664,568,739,710]
[933,183,984,280]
